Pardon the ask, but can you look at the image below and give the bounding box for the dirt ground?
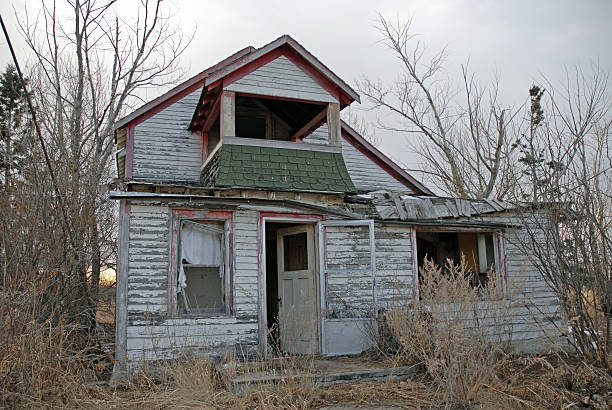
[83,285,610,409]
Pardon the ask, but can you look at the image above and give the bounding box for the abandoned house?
[110,35,562,378]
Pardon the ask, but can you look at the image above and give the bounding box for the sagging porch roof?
[348,191,519,221]
[108,189,522,229]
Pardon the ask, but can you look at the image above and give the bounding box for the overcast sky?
[1,0,611,176]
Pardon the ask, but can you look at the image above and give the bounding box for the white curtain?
[178,223,223,291]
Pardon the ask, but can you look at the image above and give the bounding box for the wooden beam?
[110,200,130,386]
[201,91,222,133]
[220,90,235,139]
[290,107,327,141]
[202,132,209,161]
[327,102,340,145]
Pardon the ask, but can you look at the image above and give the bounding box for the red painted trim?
[125,125,134,179]
[340,121,435,196]
[115,46,255,130]
[234,91,327,106]
[256,211,325,355]
[290,106,328,141]
[200,91,222,133]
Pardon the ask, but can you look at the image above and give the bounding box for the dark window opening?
[234,95,324,141]
[417,231,497,288]
[236,115,266,139]
[283,232,308,271]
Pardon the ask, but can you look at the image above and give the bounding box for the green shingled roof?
[201,144,356,193]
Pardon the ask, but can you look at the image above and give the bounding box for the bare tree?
[516,65,611,366]
[357,14,520,199]
[340,106,381,147]
[2,0,190,332]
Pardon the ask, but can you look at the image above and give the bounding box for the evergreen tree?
[0,64,30,188]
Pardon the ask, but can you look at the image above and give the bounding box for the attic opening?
[195,92,331,164]
[416,231,497,288]
[235,96,323,141]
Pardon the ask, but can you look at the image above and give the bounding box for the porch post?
[220,90,235,139]
[411,227,419,300]
[326,102,340,145]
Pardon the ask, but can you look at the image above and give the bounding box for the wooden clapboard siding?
[125,203,260,365]
[464,212,562,348]
[306,124,408,192]
[374,224,413,307]
[132,89,202,182]
[324,225,374,317]
[127,204,169,314]
[225,55,337,103]
[233,209,260,316]
[304,124,328,144]
[341,137,407,192]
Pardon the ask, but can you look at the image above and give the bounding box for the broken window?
[417,231,497,287]
[177,220,226,315]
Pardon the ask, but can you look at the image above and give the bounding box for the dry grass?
[66,352,608,409]
[1,275,610,409]
[384,257,517,407]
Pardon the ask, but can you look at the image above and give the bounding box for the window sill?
[174,312,233,320]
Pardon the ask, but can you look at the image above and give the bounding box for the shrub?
[385,257,516,407]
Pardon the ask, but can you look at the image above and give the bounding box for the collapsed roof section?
[348,191,518,222]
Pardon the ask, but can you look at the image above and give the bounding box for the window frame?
[169,209,234,317]
[413,227,506,295]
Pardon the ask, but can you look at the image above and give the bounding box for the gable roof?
[204,35,360,104]
[340,121,434,196]
[115,35,360,131]
[114,46,256,130]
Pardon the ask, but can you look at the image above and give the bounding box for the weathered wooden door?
[277,224,317,354]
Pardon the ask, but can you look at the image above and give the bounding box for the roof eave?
[204,35,360,104]
[114,46,256,130]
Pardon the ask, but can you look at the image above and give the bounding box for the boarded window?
[177,220,226,315]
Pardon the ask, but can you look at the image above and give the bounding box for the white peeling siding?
[374,224,414,307]
[232,209,260,317]
[132,89,202,182]
[324,225,374,317]
[127,205,169,314]
[125,203,259,365]
[225,55,337,103]
[341,138,408,192]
